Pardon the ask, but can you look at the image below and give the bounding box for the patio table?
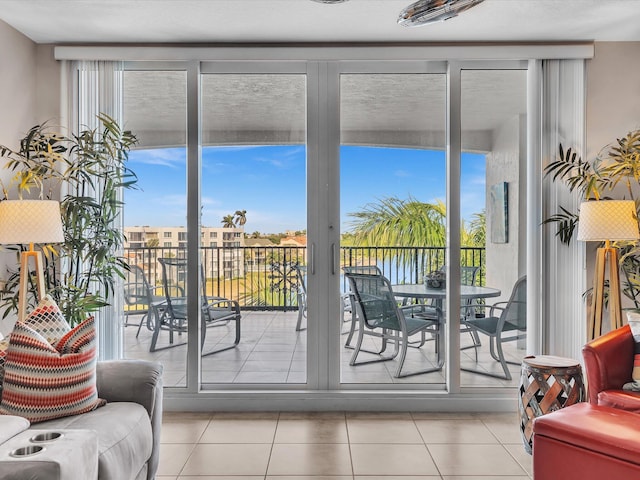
[390,283,502,369]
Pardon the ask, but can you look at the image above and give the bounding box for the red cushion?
[533,403,640,466]
[598,390,640,413]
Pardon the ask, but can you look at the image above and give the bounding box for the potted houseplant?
[0,113,138,325]
[544,129,640,304]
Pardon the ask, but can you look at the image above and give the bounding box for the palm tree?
[465,210,486,247]
[347,196,446,247]
[221,214,235,228]
[234,209,247,226]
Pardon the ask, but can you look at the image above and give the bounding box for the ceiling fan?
[398,0,486,27]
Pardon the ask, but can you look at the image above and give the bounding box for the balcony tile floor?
[156,411,533,479]
[125,311,524,387]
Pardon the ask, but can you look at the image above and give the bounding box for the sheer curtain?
[62,60,125,360]
[539,59,587,361]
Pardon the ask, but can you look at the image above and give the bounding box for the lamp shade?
[0,200,64,245]
[577,200,640,242]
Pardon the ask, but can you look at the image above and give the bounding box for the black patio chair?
[345,270,443,378]
[461,275,526,380]
[150,257,241,356]
[124,264,164,338]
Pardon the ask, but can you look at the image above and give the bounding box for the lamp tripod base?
[587,245,623,341]
[18,248,46,323]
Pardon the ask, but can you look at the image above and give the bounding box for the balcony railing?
[124,245,485,311]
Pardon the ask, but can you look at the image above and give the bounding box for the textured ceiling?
[0,0,639,44]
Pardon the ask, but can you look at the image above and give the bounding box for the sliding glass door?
[122,68,189,387]
[338,70,447,386]
[119,58,530,394]
[200,71,308,385]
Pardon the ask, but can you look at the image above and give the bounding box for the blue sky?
[124,145,486,234]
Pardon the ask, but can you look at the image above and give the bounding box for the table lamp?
[577,200,640,340]
[0,200,65,322]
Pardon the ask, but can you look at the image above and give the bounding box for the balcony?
[123,245,523,388]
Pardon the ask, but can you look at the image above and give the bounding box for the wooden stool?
[518,355,585,454]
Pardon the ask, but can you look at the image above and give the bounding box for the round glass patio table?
[390,284,502,306]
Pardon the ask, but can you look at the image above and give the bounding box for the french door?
[122,59,529,394]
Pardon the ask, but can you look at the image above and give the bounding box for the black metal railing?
[125,245,485,311]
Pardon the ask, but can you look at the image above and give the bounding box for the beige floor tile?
[279,411,346,420]
[428,444,527,476]
[416,418,499,444]
[180,444,271,476]
[157,443,196,476]
[504,443,533,477]
[161,417,211,444]
[443,477,530,480]
[179,477,264,480]
[268,477,352,480]
[346,412,413,420]
[200,418,277,443]
[275,418,349,443]
[351,443,439,476]
[211,411,279,420]
[356,477,440,480]
[156,477,177,480]
[480,412,523,444]
[267,443,353,476]
[411,412,477,420]
[348,418,423,443]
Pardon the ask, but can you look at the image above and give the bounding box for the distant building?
[280,235,307,247]
[124,226,245,278]
[244,238,276,270]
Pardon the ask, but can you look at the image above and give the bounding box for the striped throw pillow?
[0,295,70,398]
[24,294,71,343]
[0,316,106,423]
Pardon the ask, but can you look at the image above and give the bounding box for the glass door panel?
[200,73,307,385]
[339,73,447,385]
[459,69,528,387]
[122,70,188,388]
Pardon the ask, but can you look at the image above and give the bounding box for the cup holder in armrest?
[10,445,45,457]
[30,432,64,443]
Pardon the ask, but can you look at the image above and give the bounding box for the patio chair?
[294,264,307,331]
[461,275,526,380]
[345,270,443,378]
[342,265,383,347]
[123,264,164,338]
[150,257,241,356]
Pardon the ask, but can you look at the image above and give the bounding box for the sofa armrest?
[582,325,633,404]
[96,360,163,480]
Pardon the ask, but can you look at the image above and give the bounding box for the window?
[164,232,172,238]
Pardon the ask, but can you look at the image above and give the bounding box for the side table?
[518,355,585,454]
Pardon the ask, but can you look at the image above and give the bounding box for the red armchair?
[582,324,640,412]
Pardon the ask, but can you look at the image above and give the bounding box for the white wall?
[0,20,60,334]
[485,114,525,304]
[587,42,640,159]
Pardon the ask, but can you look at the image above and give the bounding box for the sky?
[124,145,486,234]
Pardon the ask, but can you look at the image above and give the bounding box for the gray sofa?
[0,360,163,480]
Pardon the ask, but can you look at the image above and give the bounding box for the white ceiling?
[1,0,639,44]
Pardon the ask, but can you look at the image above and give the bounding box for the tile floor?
[156,411,533,479]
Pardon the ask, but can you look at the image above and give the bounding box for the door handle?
[331,243,336,275]
[310,243,315,275]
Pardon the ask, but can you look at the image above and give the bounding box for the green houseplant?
[0,113,138,325]
[544,129,640,303]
